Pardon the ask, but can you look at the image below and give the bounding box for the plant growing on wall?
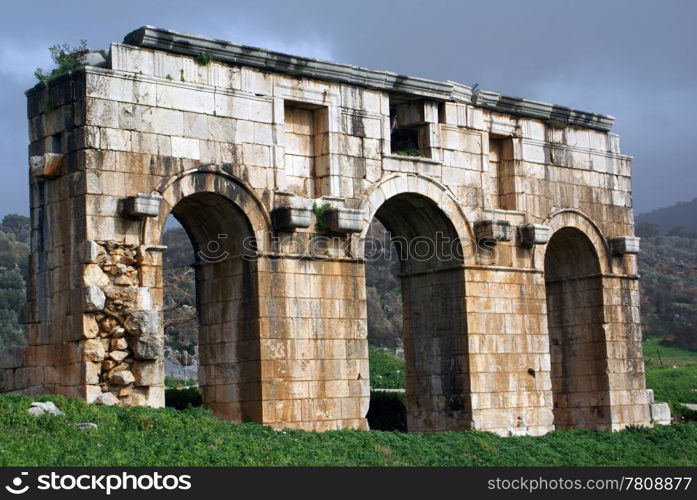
[195,52,212,65]
[394,147,423,157]
[34,41,90,83]
[312,202,332,231]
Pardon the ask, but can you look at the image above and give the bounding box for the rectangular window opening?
[389,96,431,158]
[489,135,516,210]
[50,133,62,154]
[283,101,329,197]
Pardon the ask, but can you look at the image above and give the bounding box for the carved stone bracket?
[474,220,513,244]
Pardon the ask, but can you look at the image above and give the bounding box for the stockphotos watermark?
[4,470,191,495]
[195,232,497,264]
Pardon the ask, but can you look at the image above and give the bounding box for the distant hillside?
[637,198,697,236]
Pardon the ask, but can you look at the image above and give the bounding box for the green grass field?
[0,338,695,466]
[0,394,695,466]
[643,338,697,420]
[369,348,405,389]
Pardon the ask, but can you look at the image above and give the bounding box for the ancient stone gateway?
[1,26,666,434]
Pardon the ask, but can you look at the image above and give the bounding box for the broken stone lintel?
[609,236,640,255]
[327,208,365,234]
[77,51,107,67]
[123,193,162,219]
[518,223,551,248]
[474,220,513,244]
[30,153,64,179]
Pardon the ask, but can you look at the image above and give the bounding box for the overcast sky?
[1,0,695,217]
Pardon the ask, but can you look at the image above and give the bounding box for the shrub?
[165,387,202,410]
[367,391,406,432]
[312,202,332,231]
[35,41,90,83]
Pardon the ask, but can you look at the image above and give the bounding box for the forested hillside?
[636,198,697,236]
[0,215,29,350]
[639,235,697,350]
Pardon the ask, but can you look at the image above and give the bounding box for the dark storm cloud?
[1,0,694,216]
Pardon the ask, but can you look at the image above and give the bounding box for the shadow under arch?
[367,191,471,432]
[148,169,271,423]
[544,226,611,430]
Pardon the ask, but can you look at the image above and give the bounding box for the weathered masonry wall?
[1,26,668,434]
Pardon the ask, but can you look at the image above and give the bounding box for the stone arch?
[146,167,272,423]
[542,224,611,430]
[358,174,472,432]
[534,209,611,274]
[151,166,272,252]
[355,173,476,265]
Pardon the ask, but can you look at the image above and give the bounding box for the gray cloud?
[1,0,695,216]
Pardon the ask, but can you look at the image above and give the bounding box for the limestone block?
[13,366,44,388]
[85,384,103,403]
[326,208,364,233]
[518,223,551,248]
[171,136,201,160]
[28,401,63,416]
[101,128,132,151]
[272,207,312,231]
[80,240,106,263]
[111,370,135,386]
[111,337,129,351]
[650,402,671,425]
[157,84,214,114]
[609,236,640,255]
[136,287,153,311]
[85,361,101,384]
[474,220,513,244]
[82,286,106,312]
[94,392,119,406]
[125,311,160,336]
[147,386,165,408]
[83,338,106,362]
[78,51,106,68]
[123,193,162,219]
[0,368,8,391]
[110,350,128,362]
[151,108,184,136]
[132,360,164,386]
[83,264,110,287]
[646,388,655,403]
[129,334,164,360]
[0,346,25,369]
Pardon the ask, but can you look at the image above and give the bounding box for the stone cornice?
[118,26,613,132]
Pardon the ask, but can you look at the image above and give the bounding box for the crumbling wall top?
[122,26,614,132]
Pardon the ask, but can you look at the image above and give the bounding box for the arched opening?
[365,193,470,432]
[544,227,611,430]
[162,191,261,422]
